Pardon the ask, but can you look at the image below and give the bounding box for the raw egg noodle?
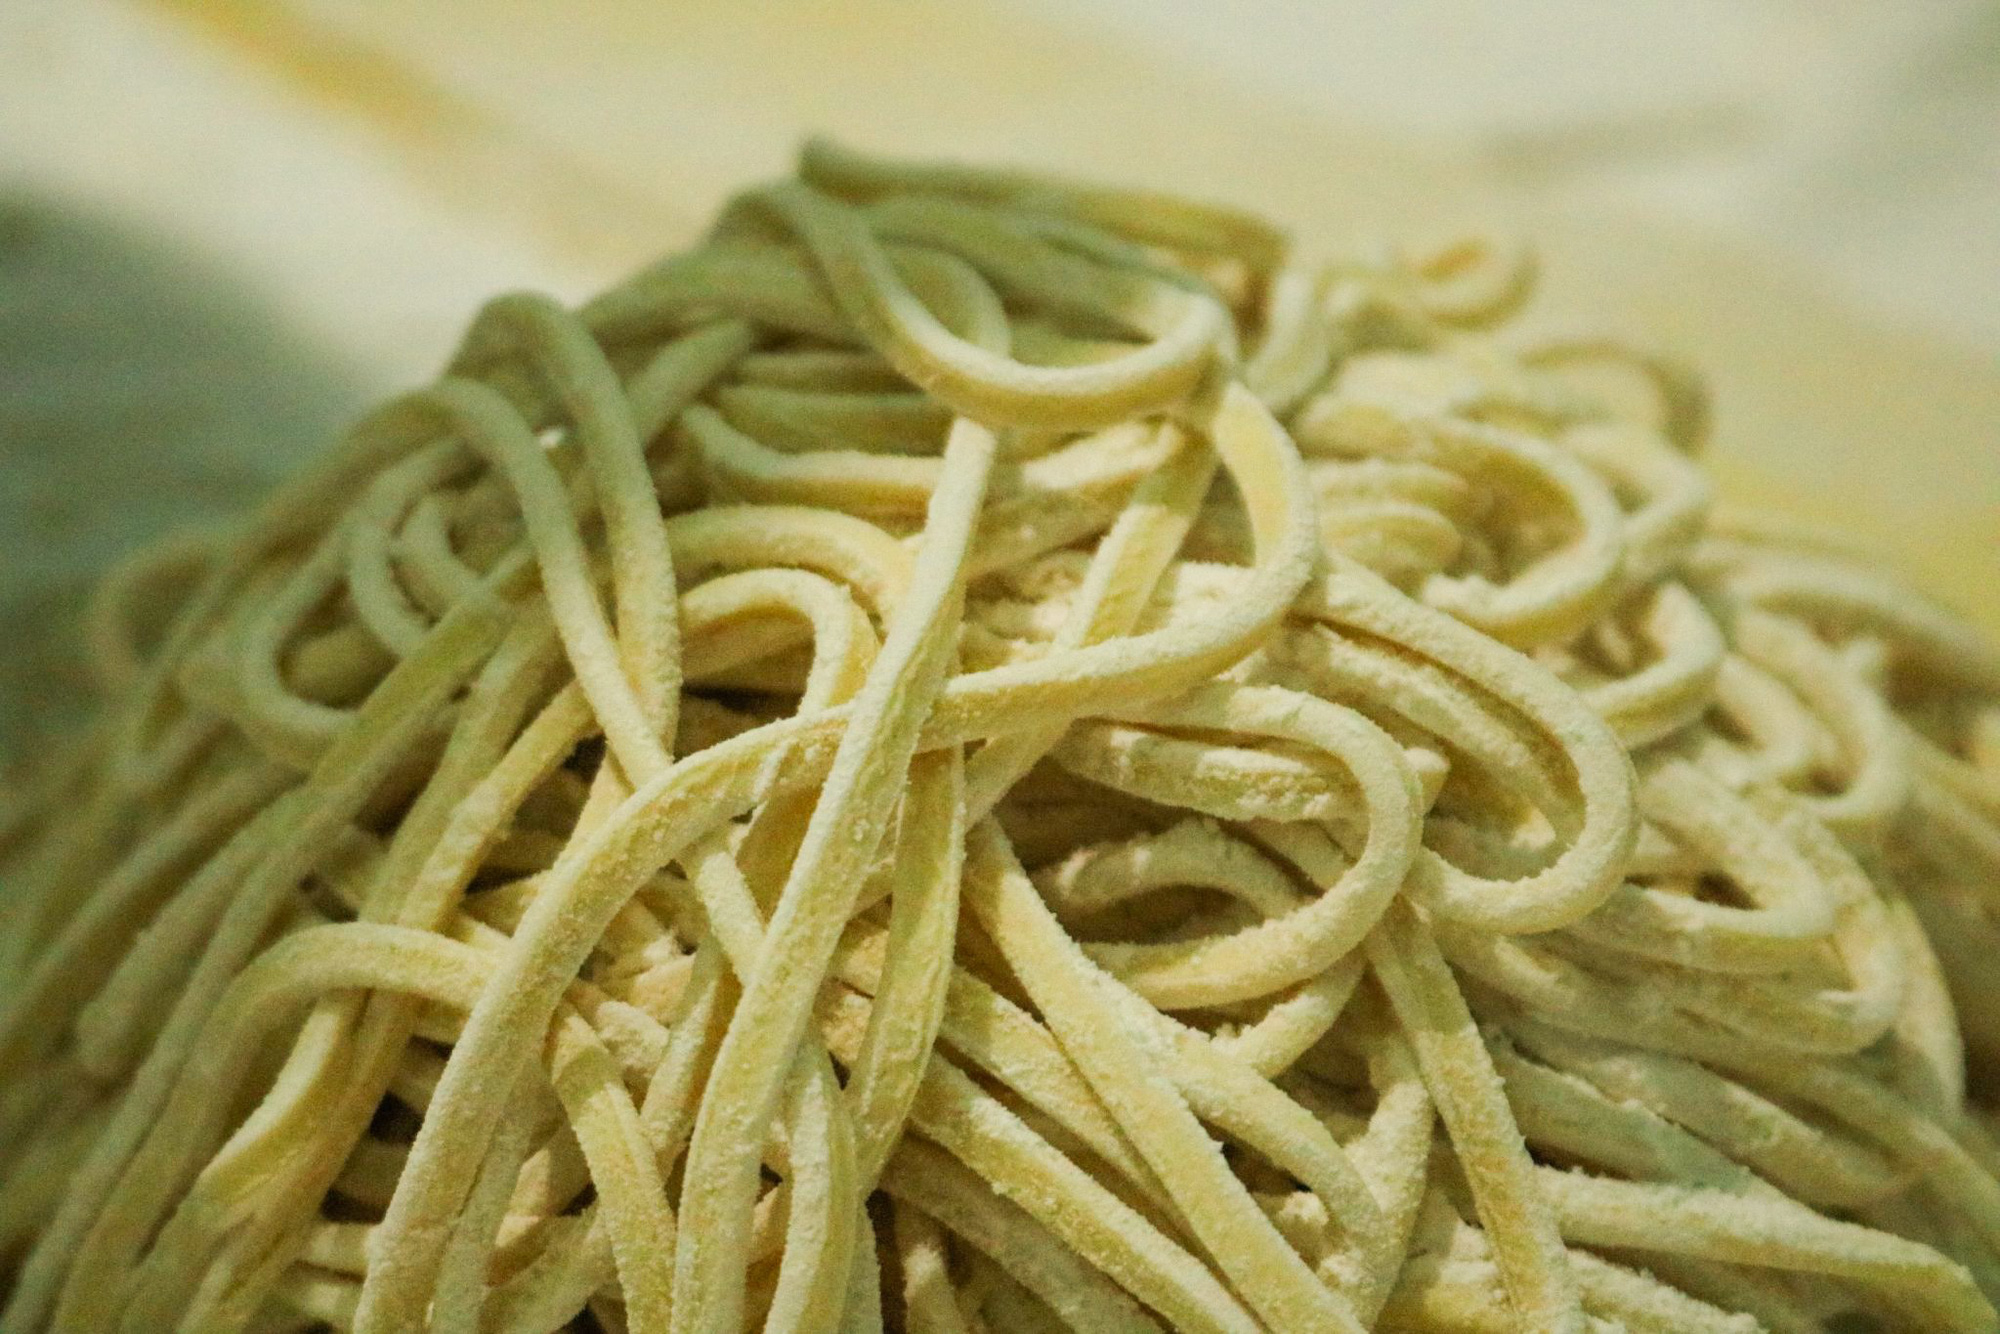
[3,139,1999,1334]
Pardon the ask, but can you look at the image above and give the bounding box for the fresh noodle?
[3,139,1999,1334]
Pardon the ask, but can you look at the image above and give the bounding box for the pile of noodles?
[4,141,2000,1334]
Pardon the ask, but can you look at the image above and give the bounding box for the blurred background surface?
[2,0,1996,755]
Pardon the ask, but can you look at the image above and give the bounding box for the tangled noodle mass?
[5,141,2000,1334]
